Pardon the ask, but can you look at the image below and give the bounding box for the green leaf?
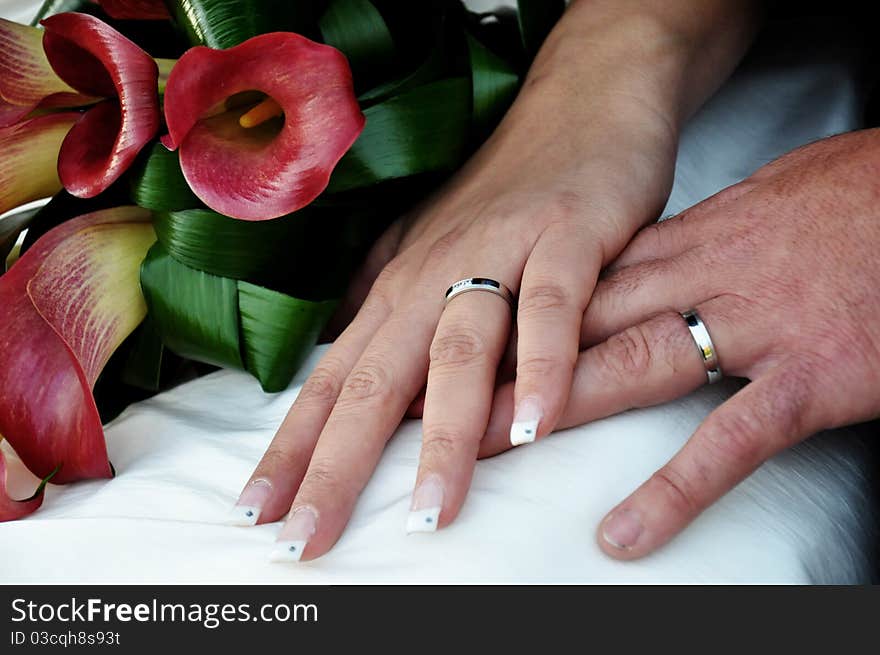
[140,243,243,369]
[140,242,342,392]
[152,208,307,282]
[121,316,165,391]
[129,142,201,212]
[329,77,472,192]
[467,33,520,136]
[319,0,395,86]
[165,0,327,49]
[238,281,337,392]
[517,0,565,59]
[358,42,446,106]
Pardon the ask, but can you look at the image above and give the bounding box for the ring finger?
[581,249,719,347]
[408,273,516,532]
[480,296,756,458]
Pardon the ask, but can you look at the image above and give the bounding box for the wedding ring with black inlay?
[444,277,515,309]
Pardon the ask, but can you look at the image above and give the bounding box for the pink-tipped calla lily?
[38,12,160,198]
[162,32,365,221]
[0,18,96,128]
[0,112,80,217]
[96,0,171,20]
[0,206,156,521]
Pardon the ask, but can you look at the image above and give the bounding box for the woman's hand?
[481,128,880,560]
[228,0,759,562]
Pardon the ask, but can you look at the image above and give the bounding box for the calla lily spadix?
[162,32,365,221]
[0,206,156,522]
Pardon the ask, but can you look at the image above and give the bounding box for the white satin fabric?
[0,0,36,24]
[0,1,876,583]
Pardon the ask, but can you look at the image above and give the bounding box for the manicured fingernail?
[225,478,272,526]
[406,475,444,534]
[510,396,542,446]
[602,508,643,550]
[270,506,318,563]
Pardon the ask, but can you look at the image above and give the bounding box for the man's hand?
[480,129,880,559]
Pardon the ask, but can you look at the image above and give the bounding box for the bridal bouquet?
[0,0,562,519]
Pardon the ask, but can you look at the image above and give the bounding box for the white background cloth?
[0,0,35,24]
[0,1,876,583]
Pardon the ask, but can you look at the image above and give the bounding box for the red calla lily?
[40,13,161,198]
[96,0,171,20]
[0,207,156,521]
[0,18,96,128]
[162,32,365,220]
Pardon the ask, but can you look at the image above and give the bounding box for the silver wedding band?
[681,310,723,384]
[445,277,515,309]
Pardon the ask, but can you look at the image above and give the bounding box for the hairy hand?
[480,129,880,559]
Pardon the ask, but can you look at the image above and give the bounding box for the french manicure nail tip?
[407,475,443,533]
[406,507,441,534]
[510,397,542,446]
[510,418,540,446]
[271,506,318,563]
[225,478,273,526]
[224,505,261,527]
[269,541,307,563]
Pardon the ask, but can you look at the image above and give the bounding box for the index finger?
[227,285,393,526]
[270,292,440,561]
[599,363,822,559]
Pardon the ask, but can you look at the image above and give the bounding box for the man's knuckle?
[693,360,822,476]
[643,217,690,255]
[638,222,667,249]
[600,326,654,380]
[649,466,702,518]
[702,410,765,468]
[765,365,817,439]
